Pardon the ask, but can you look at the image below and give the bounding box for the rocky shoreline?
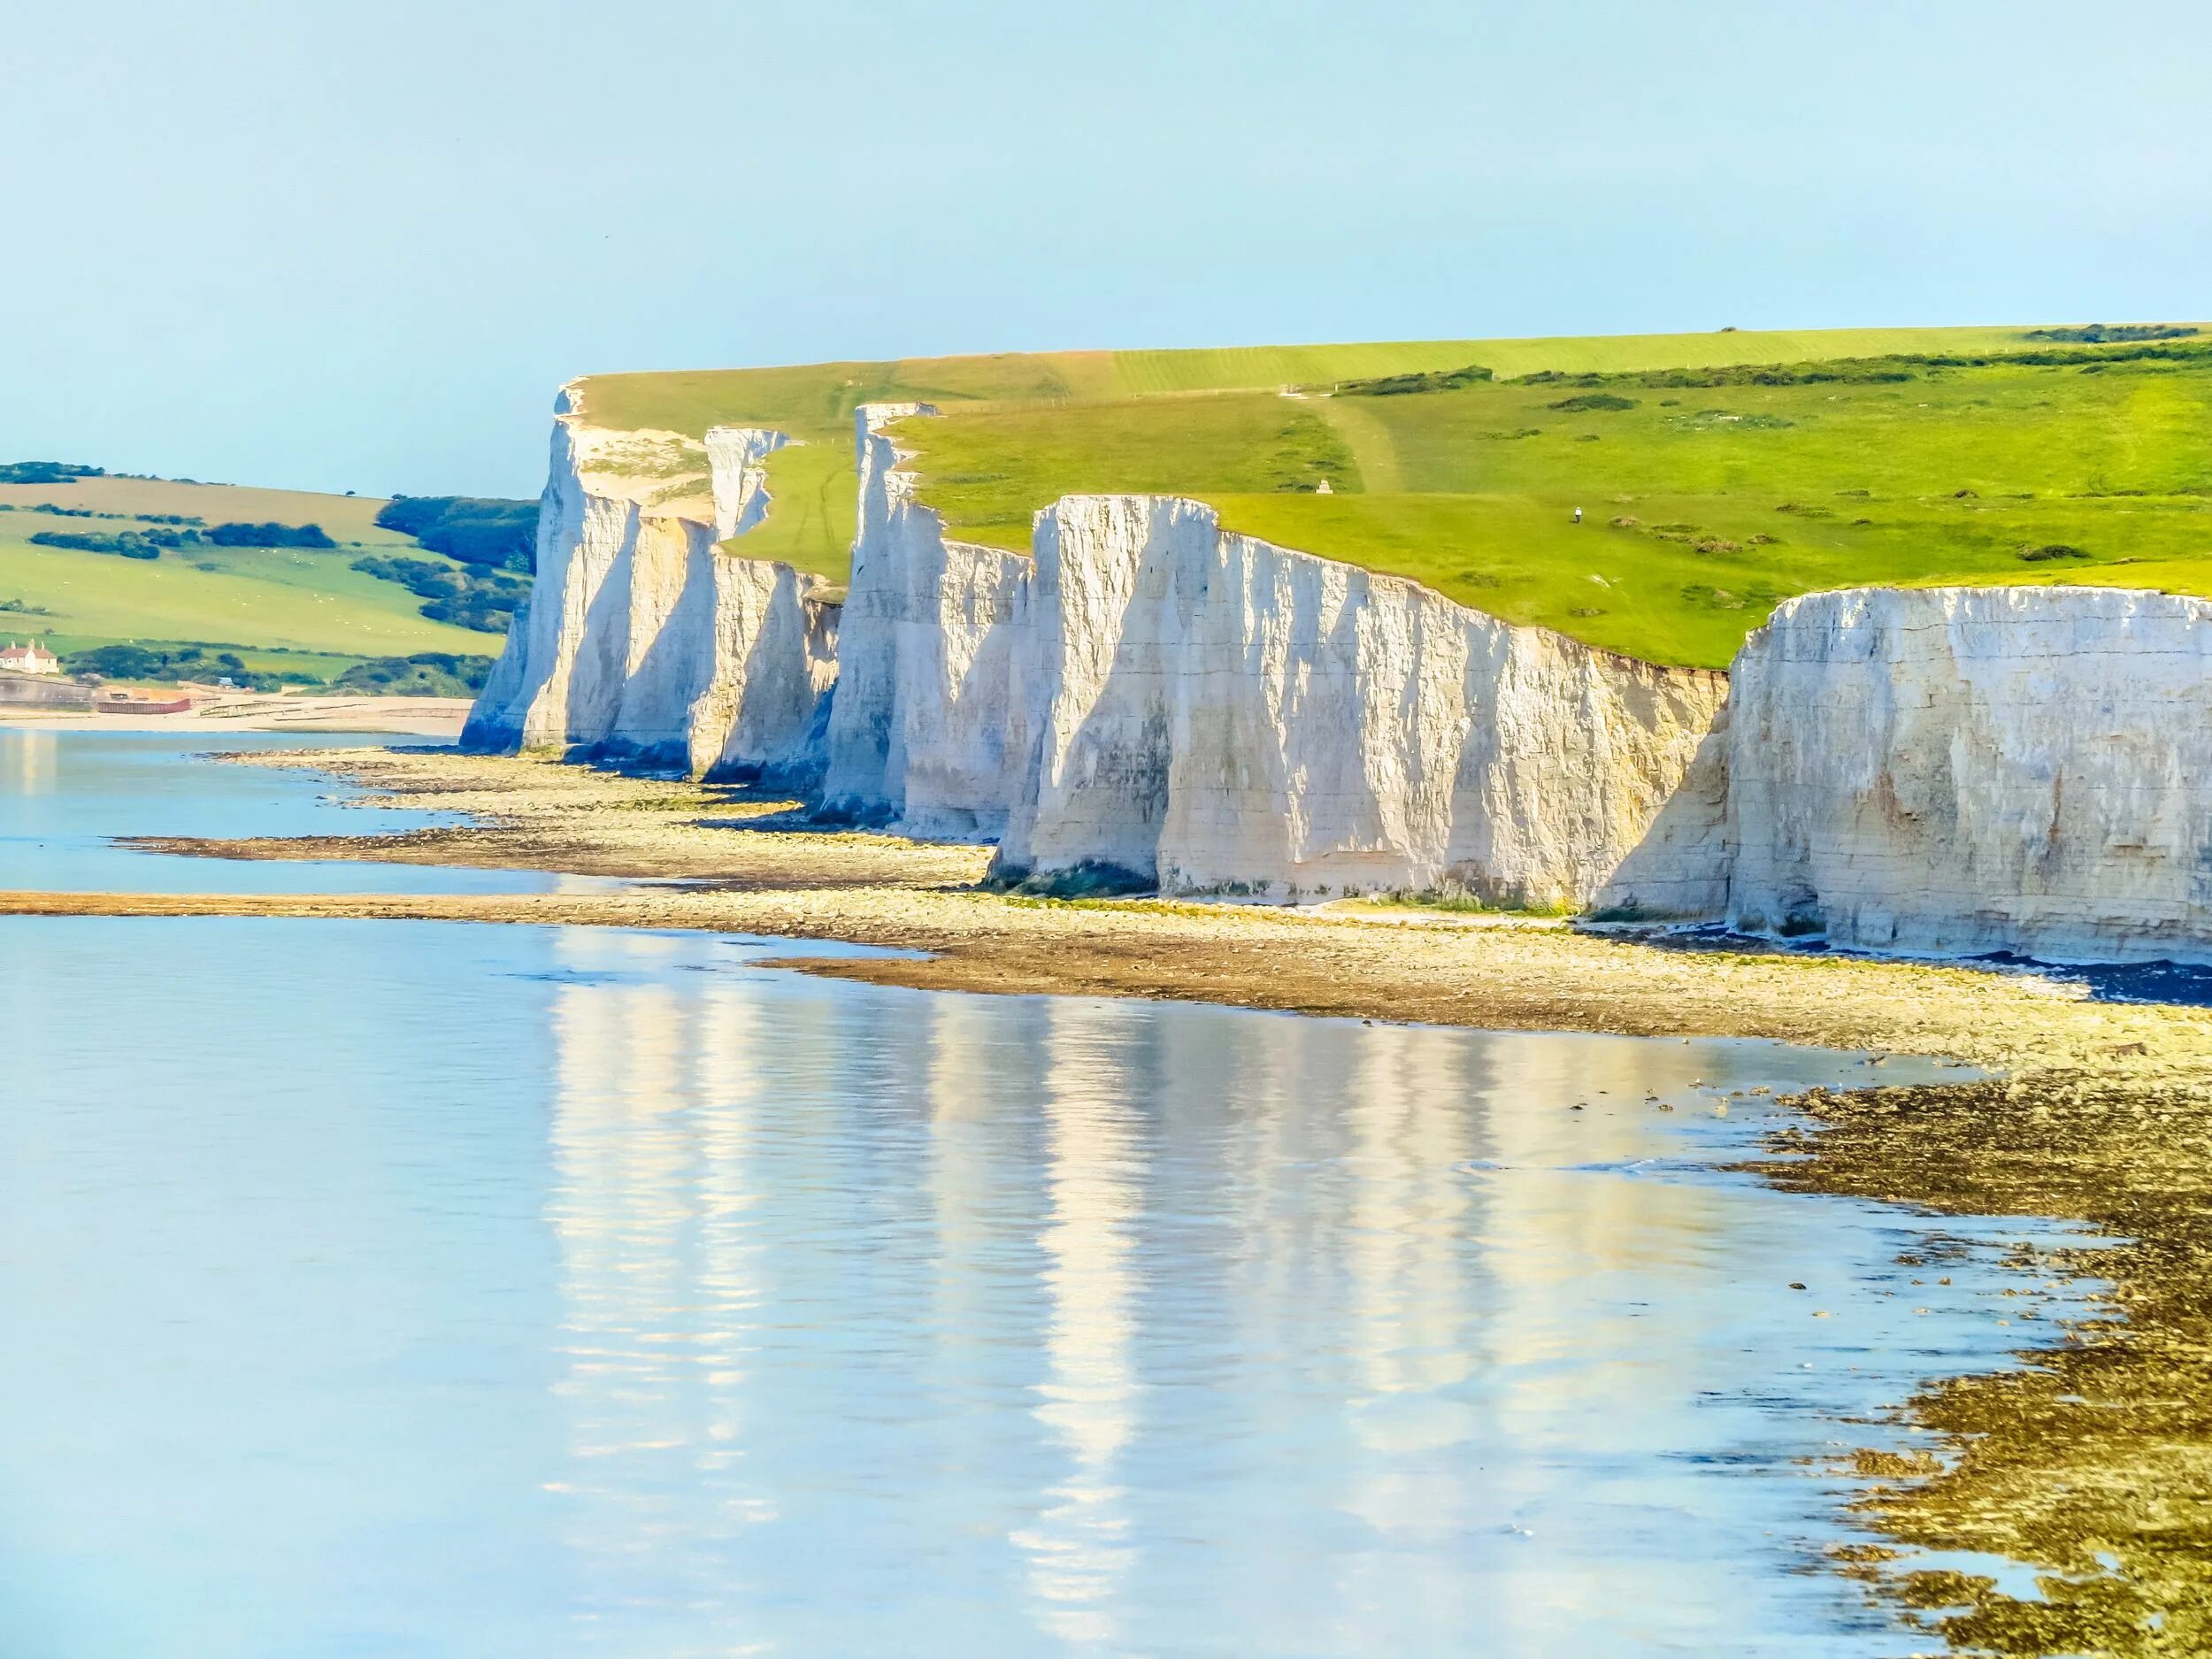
[64,746,2202,1064]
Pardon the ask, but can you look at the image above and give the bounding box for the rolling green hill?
[575,323,2212,667]
[0,474,515,686]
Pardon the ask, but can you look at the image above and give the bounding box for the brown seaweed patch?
[1748,1071,2212,1655]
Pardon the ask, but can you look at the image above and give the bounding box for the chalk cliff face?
[463,392,836,782]
[995,495,1728,903]
[819,405,1034,835]
[471,382,2212,962]
[1679,587,2212,962]
[815,408,1722,896]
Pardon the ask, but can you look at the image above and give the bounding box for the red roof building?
[0,640,60,675]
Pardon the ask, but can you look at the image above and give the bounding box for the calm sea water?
[0,736,2073,1657]
[0,728,612,895]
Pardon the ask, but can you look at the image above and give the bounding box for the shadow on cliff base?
[1989,955,2212,1009]
[979,858,1156,899]
[1611,922,2212,1009]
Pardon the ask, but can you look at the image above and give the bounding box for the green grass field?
[575,323,2212,667]
[743,443,860,580]
[574,324,2081,438]
[0,476,508,673]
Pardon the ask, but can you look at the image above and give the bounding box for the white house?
[0,641,60,675]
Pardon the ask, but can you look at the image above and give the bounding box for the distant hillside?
[0,472,533,689]
[572,321,2212,667]
[373,495,537,572]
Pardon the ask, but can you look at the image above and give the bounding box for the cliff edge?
[1605,586,2212,962]
[463,388,836,783]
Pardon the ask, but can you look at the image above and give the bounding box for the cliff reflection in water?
[528,930,1983,1655]
[1016,1003,1144,1646]
[545,933,781,1629]
[6,725,56,796]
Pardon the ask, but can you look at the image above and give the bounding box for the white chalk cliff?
[818,404,1035,835]
[467,383,2212,962]
[1604,586,2212,963]
[817,404,1725,901]
[996,494,1728,903]
[464,388,837,782]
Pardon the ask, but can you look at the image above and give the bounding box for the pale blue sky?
[4,0,2207,497]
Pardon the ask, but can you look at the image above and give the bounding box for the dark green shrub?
[1334,364,1494,396]
[2024,324,2197,344]
[208,521,335,549]
[375,495,538,572]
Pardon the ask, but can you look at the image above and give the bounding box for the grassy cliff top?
[572,325,2102,440]
[571,324,2212,666]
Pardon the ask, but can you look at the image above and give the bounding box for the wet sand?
[12,741,2212,1655]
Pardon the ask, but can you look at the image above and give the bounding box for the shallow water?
[0,734,2079,1656]
[0,728,609,895]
